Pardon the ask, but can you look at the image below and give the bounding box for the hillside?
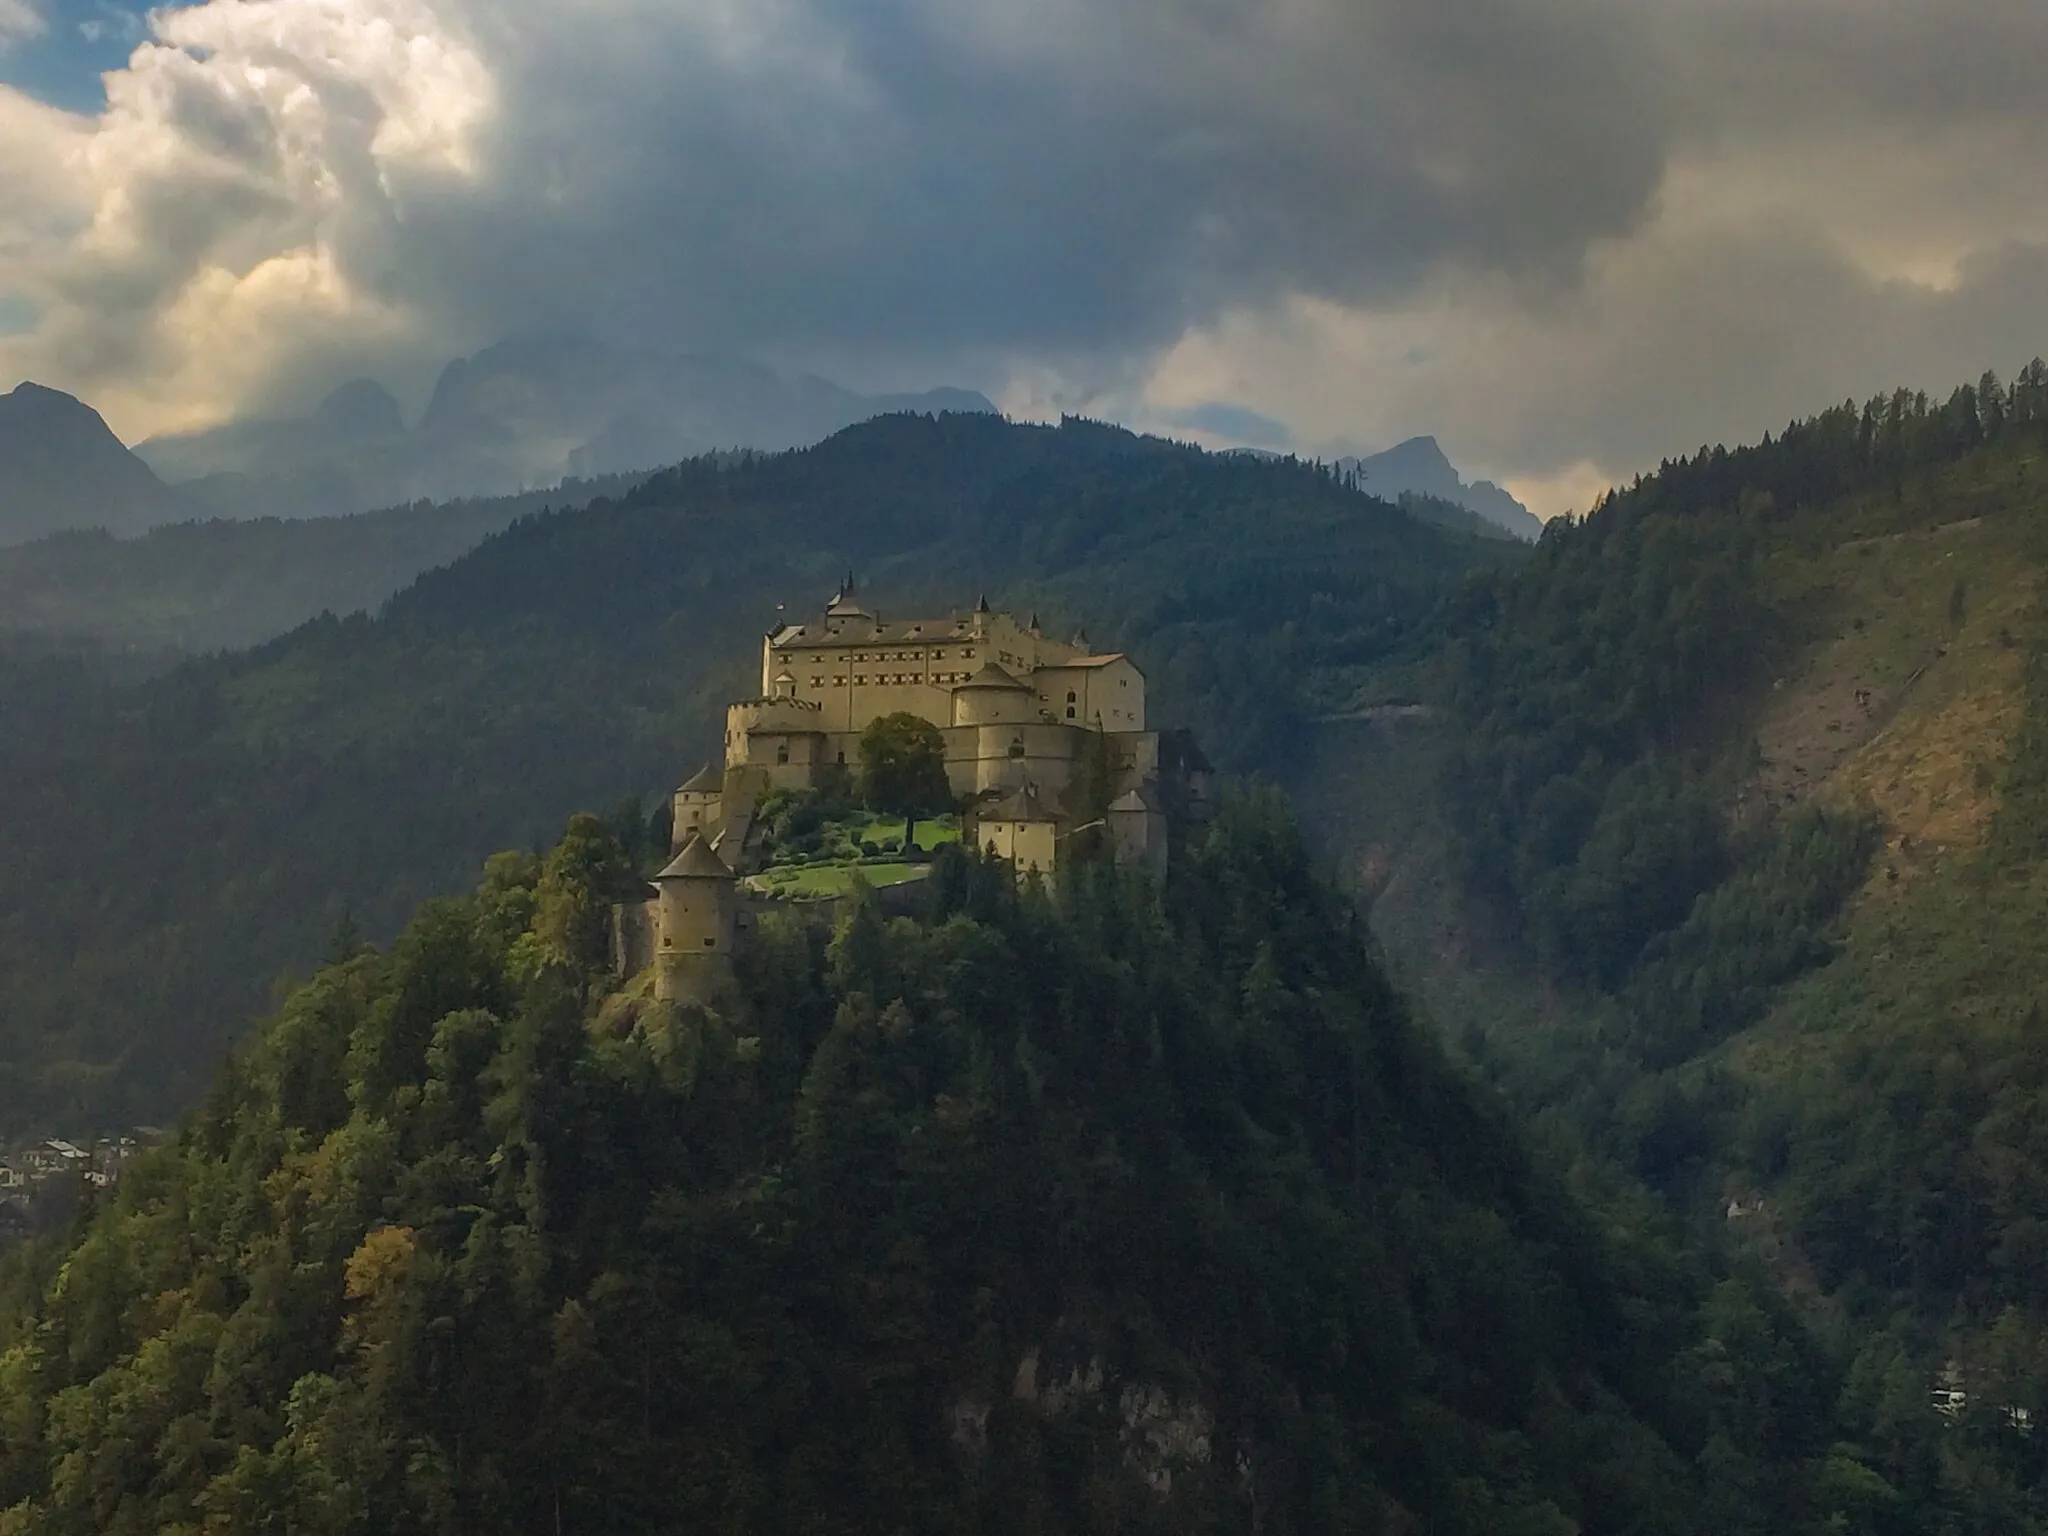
[1293,359,2048,1524]
[0,412,1512,1133]
[0,384,187,545]
[0,805,1841,1534]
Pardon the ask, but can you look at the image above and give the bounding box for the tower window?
[704,937,716,947]
[1066,691,1077,703]
[776,743,790,764]
[1066,707,1077,719]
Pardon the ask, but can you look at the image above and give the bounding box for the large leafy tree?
[856,711,953,848]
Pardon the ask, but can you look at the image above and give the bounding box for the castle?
[617,580,1210,1004]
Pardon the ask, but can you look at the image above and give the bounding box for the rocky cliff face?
[1336,435,1541,539]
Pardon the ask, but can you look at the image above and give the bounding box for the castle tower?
[950,662,1036,727]
[652,833,737,1004]
[672,763,724,851]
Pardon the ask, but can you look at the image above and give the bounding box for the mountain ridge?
[0,382,187,546]
[134,338,1002,519]
[1335,435,1542,539]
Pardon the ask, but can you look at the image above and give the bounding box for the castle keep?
[619,580,1210,1003]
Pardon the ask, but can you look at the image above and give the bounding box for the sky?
[2,0,2046,517]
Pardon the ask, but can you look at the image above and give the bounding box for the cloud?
[0,0,1672,437]
[0,0,43,51]
[0,0,2042,504]
[1165,402,1292,450]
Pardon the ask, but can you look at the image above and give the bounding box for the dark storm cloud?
[6,0,2048,498]
[381,0,1672,364]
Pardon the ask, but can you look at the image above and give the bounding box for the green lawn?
[744,861,931,899]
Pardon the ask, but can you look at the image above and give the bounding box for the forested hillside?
[1296,359,2048,1526]
[0,475,646,655]
[0,413,1509,1133]
[0,805,1854,1534]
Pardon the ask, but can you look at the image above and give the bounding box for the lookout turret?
[651,833,736,1004]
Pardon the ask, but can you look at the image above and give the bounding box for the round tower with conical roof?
[652,832,737,1003]
[950,661,1036,726]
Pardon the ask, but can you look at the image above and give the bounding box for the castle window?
[812,676,824,687]
[1066,707,1077,719]
[962,648,975,658]
[703,937,716,948]
[833,675,845,686]
[776,743,790,764]
[1009,738,1025,758]
[933,649,946,659]
[1066,691,1077,703]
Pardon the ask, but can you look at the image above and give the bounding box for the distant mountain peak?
[1335,437,1541,540]
[313,378,405,439]
[0,382,181,545]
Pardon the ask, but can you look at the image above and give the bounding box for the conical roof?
[1108,785,1159,814]
[678,762,722,794]
[984,784,1058,823]
[655,832,734,881]
[955,661,1031,691]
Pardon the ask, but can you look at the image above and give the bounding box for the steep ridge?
[0,412,1512,1132]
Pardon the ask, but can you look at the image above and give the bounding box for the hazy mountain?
[134,338,999,518]
[1336,436,1542,539]
[0,472,648,654]
[0,383,187,545]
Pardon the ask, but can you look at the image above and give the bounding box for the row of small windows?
[776,647,974,666]
[822,672,973,687]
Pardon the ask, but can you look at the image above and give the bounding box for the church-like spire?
[826,571,870,620]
